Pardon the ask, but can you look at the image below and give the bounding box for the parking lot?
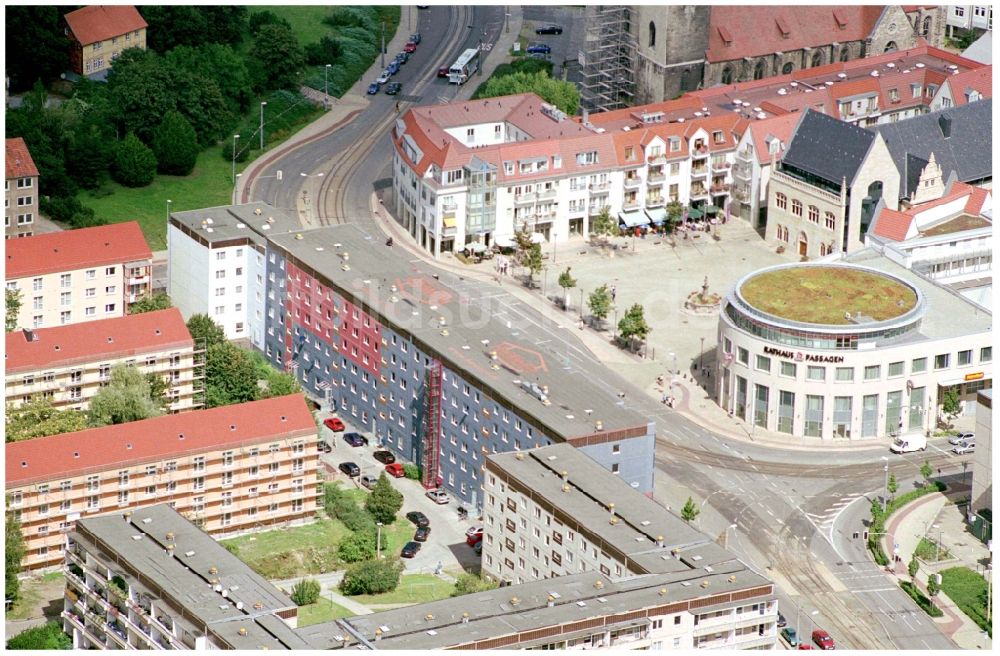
[317,413,482,575]
[520,5,586,80]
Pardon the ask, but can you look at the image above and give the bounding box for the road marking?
[766,508,775,517]
[775,518,784,525]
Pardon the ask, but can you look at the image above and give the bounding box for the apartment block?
[5,137,39,239]
[63,5,147,79]
[945,5,993,37]
[5,308,202,413]
[4,221,153,330]
[6,394,319,571]
[63,505,309,650]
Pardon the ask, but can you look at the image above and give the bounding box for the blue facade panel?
[578,431,656,495]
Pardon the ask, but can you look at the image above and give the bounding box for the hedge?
[940,567,992,636]
[867,481,946,565]
[899,580,944,617]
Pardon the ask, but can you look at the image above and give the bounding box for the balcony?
[711,159,731,173]
[646,153,666,165]
[536,188,557,201]
[733,161,752,180]
[690,166,708,179]
[514,192,537,204]
[589,181,611,192]
[645,197,665,208]
[710,183,731,195]
[63,611,107,649]
[736,149,754,164]
[690,186,709,199]
[622,200,640,211]
[732,186,752,203]
[692,145,709,159]
[623,176,642,189]
[440,202,458,213]
[646,171,665,184]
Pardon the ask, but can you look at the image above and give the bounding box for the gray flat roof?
[170,202,302,247]
[74,505,298,650]
[487,444,716,572]
[269,222,649,440]
[843,248,992,339]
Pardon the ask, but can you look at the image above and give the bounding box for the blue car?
[387,60,400,76]
[367,82,380,95]
[526,43,551,54]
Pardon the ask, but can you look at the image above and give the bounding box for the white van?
[890,433,927,453]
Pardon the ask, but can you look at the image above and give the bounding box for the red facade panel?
[337,298,381,377]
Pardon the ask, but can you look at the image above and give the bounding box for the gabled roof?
[5,221,152,279]
[961,29,993,65]
[5,137,39,179]
[781,109,876,186]
[5,308,192,374]
[6,394,315,487]
[747,113,800,165]
[871,207,914,241]
[874,99,993,197]
[943,65,992,106]
[870,180,992,243]
[706,5,884,64]
[63,5,147,46]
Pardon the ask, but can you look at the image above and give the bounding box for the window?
[957,350,972,366]
[215,270,226,279]
[193,476,204,490]
[808,205,819,223]
[60,274,71,288]
[807,366,825,381]
[980,347,992,362]
[864,365,880,380]
[824,212,836,230]
[104,303,116,313]
[755,355,771,372]
[791,199,802,216]
[32,277,42,291]
[934,354,949,370]
[911,357,927,373]
[647,21,656,47]
[780,361,796,377]
[776,193,787,210]
[105,285,116,294]
[888,361,904,377]
[835,367,854,382]
[737,347,749,365]
[105,267,115,276]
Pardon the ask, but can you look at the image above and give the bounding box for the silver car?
[953,442,975,455]
[377,70,392,84]
[948,431,974,445]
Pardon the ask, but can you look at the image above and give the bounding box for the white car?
[948,432,974,445]
[377,70,392,84]
[953,442,975,455]
[465,525,483,538]
[426,489,451,504]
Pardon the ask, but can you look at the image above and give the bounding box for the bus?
[448,47,481,85]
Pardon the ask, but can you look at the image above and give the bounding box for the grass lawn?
[220,518,350,580]
[914,537,951,561]
[296,597,356,627]
[6,572,64,621]
[740,266,917,324]
[258,6,335,46]
[940,566,991,636]
[351,573,455,606]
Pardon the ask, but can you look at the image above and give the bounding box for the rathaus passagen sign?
[763,346,844,364]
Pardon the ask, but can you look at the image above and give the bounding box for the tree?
[290,578,321,606]
[112,133,157,188]
[186,314,227,349]
[681,496,700,523]
[261,371,301,398]
[452,573,499,596]
[66,123,114,190]
[339,558,404,596]
[908,556,919,579]
[665,200,684,232]
[940,388,961,426]
[146,373,171,413]
[557,267,577,309]
[920,460,934,487]
[166,44,253,115]
[5,503,25,604]
[6,621,71,650]
[106,49,178,143]
[88,364,164,427]
[4,6,70,92]
[590,206,617,248]
[249,10,293,34]
[926,576,940,597]
[305,36,344,66]
[587,285,612,327]
[6,288,22,332]
[204,342,261,408]
[523,244,543,288]
[365,474,404,525]
[338,529,377,563]
[617,303,651,350]
[887,473,898,500]
[479,70,580,115]
[251,24,305,91]
[152,111,199,175]
[128,293,172,314]
[5,399,88,443]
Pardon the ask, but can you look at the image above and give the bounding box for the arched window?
[840,45,851,62]
[681,68,691,90]
[791,199,803,216]
[811,51,823,68]
[721,66,733,85]
[808,205,819,223]
[775,192,787,210]
[782,62,794,74]
[648,21,656,48]
[753,60,766,80]
[922,16,932,36]
[884,41,898,53]
[824,212,836,230]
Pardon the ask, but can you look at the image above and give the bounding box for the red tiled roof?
[872,208,914,241]
[64,5,147,46]
[944,65,992,106]
[6,138,39,179]
[748,113,800,165]
[5,308,192,374]
[964,186,990,215]
[6,394,315,487]
[5,222,152,279]
[706,6,884,63]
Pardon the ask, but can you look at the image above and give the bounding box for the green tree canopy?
[920,460,934,486]
[364,474,404,525]
[451,573,499,596]
[618,303,651,346]
[6,288,22,332]
[187,314,227,349]
[251,24,305,91]
[4,6,70,92]
[112,132,157,188]
[6,621,71,650]
[523,244,543,286]
[681,496,700,523]
[588,285,612,322]
[5,503,26,603]
[887,473,898,498]
[339,558,404,596]
[941,387,961,423]
[479,70,579,115]
[305,37,344,67]
[139,6,247,54]
[152,111,199,176]
[557,267,576,291]
[337,529,377,563]
[205,342,262,408]
[128,292,173,315]
[665,200,684,228]
[106,49,178,143]
[5,399,88,443]
[590,207,617,240]
[88,364,164,427]
[166,44,253,115]
[290,578,321,606]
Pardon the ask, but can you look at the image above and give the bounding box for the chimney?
[938,114,952,138]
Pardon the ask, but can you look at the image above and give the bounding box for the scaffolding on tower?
[580,5,636,113]
[419,360,443,489]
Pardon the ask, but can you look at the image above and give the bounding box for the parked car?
[465,525,483,538]
[466,527,484,546]
[811,629,835,650]
[777,613,787,628]
[406,511,430,528]
[377,70,392,84]
[403,42,417,54]
[414,526,431,542]
[535,24,563,35]
[387,60,400,75]
[426,489,451,504]
[366,82,380,95]
[437,67,450,78]
[948,431,975,445]
[373,450,396,464]
[526,43,551,54]
[781,627,798,647]
[401,541,421,558]
[360,474,378,490]
[473,541,483,556]
[385,463,406,478]
[394,51,409,65]
[384,82,402,95]
[316,441,332,453]
[409,32,421,44]
[953,442,975,454]
[323,417,345,432]
[798,645,815,650]
[343,432,368,447]
[338,462,360,477]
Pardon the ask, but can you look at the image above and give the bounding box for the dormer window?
[625,146,635,161]
[775,16,791,38]
[712,130,725,144]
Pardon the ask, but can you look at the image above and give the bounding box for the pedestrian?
[395,102,400,113]
[610,285,617,301]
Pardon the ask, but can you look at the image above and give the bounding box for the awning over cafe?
[645,207,667,225]
[618,210,649,228]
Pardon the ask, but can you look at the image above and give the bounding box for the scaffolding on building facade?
[580,5,637,113]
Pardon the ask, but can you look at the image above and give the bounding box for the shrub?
[290,578,321,606]
[337,529,377,563]
[365,474,404,525]
[899,580,943,617]
[40,196,104,229]
[111,133,157,188]
[452,573,499,597]
[220,137,251,163]
[324,483,376,533]
[339,558,404,596]
[403,463,421,480]
[7,621,71,650]
[152,110,199,175]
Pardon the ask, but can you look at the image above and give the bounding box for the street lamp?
[669,351,677,376]
[796,607,819,644]
[166,199,172,221]
[700,336,705,372]
[231,134,240,186]
[376,522,383,560]
[881,456,890,513]
[552,232,558,264]
[724,523,738,549]
[579,288,585,321]
[259,101,267,150]
[324,64,331,107]
[505,7,511,33]
[932,523,942,562]
[299,172,326,224]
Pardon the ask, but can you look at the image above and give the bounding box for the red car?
[385,463,405,478]
[466,527,484,546]
[404,42,417,53]
[437,67,449,78]
[323,417,345,432]
[811,629,834,650]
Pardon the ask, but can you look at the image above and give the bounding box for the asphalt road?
[243,7,969,648]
